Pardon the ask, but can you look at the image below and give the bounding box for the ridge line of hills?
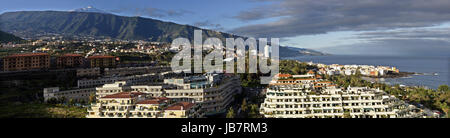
[0,10,325,56]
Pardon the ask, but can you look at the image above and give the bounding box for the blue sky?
[0,0,264,30]
[1,0,450,56]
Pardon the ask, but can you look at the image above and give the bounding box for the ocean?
[285,55,450,89]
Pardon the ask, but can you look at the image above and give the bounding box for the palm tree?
[226,107,235,118]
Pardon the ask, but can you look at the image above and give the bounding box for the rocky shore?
[367,72,415,78]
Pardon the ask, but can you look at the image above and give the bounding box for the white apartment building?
[87,92,202,118]
[95,81,165,98]
[104,66,170,77]
[76,67,100,77]
[93,73,241,116]
[164,74,241,115]
[260,74,424,118]
[43,87,96,102]
[77,73,158,88]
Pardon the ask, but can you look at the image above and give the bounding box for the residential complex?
[87,55,117,68]
[43,87,96,102]
[86,92,203,118]
[76,67,101,77]
[56,53,84,68]
[308,62,400,77]
[86,73,241,117]
[260,73,425,118]
[163,74,242,114]
[2,53,50,71]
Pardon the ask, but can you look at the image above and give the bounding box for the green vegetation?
[0,71,83,118]
[343,111,351,118]
[438,85,449,92]
[226,107,235,118]
[279,60,317,74]
[241,99,248,112]
[0,30,23,43]
[239,73,263,87]
[247,104,261,118]
[0,102,86,118]
[111,51,175,66]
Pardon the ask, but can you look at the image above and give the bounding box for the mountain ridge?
[0,11,237,42]
[0,30,23,43]
[0,10,324,57]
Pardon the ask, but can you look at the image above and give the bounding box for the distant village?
[306,62,401,77]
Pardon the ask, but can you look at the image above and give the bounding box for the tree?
[59,97,67,104]
[355,67,362,77]
[68,99,75,106]
[241,99,248,113]
[248,104,260,118]
[226,107,235,118]
[438,85,449,92]
[343,111,351,118]
[46,97,58,104]
[89,93,96,104]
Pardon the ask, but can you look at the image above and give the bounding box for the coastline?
[366,71,415,78]
[288,55,448,89]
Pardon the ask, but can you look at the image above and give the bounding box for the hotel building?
[95,81,165,98]
[163,74,242,114]
[92,73,241,116]
[260,74,424,118]
[86,92,202,118]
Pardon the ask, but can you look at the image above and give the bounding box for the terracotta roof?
[61,54,83,57]
[276,73,292,78]
[136,100,163,105]
[101,92,145,99]
[5,53,49,58]
[165,102,195,110]
[313,81,332,84]
[277,78,317,82]
[269,83,297,85]
[307,70,315,74]
[136,97,169,104]
[154,97,169,101]
[88,55,115,59]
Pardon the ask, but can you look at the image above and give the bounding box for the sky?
[1,0,450,56]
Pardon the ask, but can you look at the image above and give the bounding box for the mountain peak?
[71,6,109,14]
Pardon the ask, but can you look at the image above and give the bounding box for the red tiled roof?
[313,81,332,84]
[61,54,83,57]
[269,83,297,85]
[276,73,292,78]
[165,102,195,110]
[136,97,168,104]
[5,53,49,58]
[154,97,169,101]
[307,70,315,74]
[101,92,145,99]
[277,78,317,82]
[136,100,163,105]
[88,55,115,59]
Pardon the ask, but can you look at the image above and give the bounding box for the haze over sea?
[285,55,449,89]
